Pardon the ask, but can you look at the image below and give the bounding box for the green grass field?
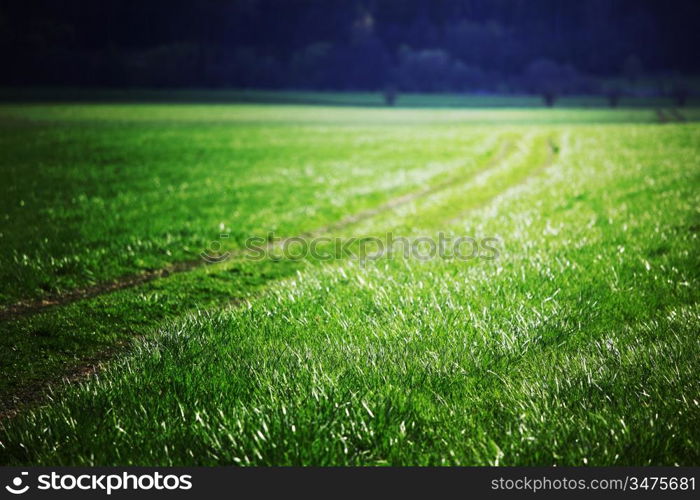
[0,96,698,465]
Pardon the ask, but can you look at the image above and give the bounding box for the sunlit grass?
[0,102,698,465]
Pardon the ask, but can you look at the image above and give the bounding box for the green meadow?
[0,96,698,465]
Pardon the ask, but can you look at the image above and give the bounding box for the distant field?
[0,98,698,465]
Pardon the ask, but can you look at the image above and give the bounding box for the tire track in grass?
[0,138,519,419]
[0,260,278,420]
[314,139,514,234]
[441,136,558,226]
[298,134,551,256]
[0,342,129,421]
[0,135,564,423]
[0,292,260,422]
[0,138,515,322]
[0,260,203,322]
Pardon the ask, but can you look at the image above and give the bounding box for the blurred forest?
[2,0,698,97]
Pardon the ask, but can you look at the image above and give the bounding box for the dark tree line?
[1,0,698,92]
